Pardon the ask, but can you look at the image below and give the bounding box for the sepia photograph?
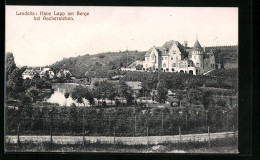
[5,6,238,153]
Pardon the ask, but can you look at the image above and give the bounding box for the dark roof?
[145,40,188,57]
[23,69,38,75]
[192,40,203,51]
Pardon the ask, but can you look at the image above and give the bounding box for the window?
[165,57,167,60]
[172,63,176,67]
[196,63,199,67]
[213,64,215,68]
[163,63,166,67]
[162,57,164,60]
[146,64,148,67]
[171,57,173,60]
[179,62,184,68]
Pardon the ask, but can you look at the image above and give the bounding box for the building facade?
[142,40,215,75]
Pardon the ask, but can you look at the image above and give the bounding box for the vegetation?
[48,50,145,78]
[122,70,238,91]
[210,46,238,64]
[6,99,238,136]
[5,52,53,102]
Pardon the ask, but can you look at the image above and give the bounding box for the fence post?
[113,127,116,147]
[83,126,85,147]
[147,126,149,146]
[185,114,188,129]
[109,115,111,136]
[17,125,20,147]
[161,112,164,136]
[134,115,136,137]
[208,126,210,148]
[50,126,53,150]
[179,126,182,143]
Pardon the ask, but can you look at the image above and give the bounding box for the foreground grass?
[5,137,237,153]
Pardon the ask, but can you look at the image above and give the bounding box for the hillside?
[48,50,146,78]
[205,46,238,64]
[48,45,238,78]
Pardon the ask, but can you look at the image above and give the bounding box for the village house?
[22,69,39,79]
[142,40,216,75]
[125,81,142,97]
[57,69,73,78]
[39,67,55,79]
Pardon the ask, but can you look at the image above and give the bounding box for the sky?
[6,6,238,67]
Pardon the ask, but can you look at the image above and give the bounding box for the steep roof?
[162,40,186,55]
[23,69,38,75]
[193,40,203,51]
[145,40,187,57]
[144,47,154,57]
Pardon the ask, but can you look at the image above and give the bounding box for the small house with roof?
[39,68,55,79]
[22,69,38,79]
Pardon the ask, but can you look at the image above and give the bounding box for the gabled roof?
[23,69,38,75]
[145,47,163,57]
[144,47,154,57]
[162,40,186,55]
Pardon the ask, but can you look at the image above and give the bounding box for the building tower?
[191,40,204,75]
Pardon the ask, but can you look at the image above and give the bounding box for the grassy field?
[5,137,238,153]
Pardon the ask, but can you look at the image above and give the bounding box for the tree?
[5,52,17,81]
[118,80,134,106]
[44,71,50,80]
[107,86,118,106]
[186,88,201,108]
[64,92,70,106]
[71,85,86,106]
[175,89,186,108]
[25,86,40,102]
[6,68,24,98]
[83,89,94,106]
[156,81,168,103]
[136,64,143,70]
[201,90,214,111]
[138,82,151,97]
[65,73,71,80]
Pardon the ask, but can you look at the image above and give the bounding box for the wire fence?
[6,112,237,137]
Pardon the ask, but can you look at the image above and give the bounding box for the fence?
[6,128,238,146]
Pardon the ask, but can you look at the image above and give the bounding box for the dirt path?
[6,131,237,145]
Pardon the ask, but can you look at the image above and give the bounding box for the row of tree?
[6,102,238,136]
[122,70,238,91]
[68,80,135,107]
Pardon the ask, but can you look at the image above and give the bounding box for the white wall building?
[142,40,215,75]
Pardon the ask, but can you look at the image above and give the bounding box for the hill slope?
[48,51,145,78]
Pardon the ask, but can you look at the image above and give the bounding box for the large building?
[142,40,215,75]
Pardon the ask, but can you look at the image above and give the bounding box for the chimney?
[184,41,188,47]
